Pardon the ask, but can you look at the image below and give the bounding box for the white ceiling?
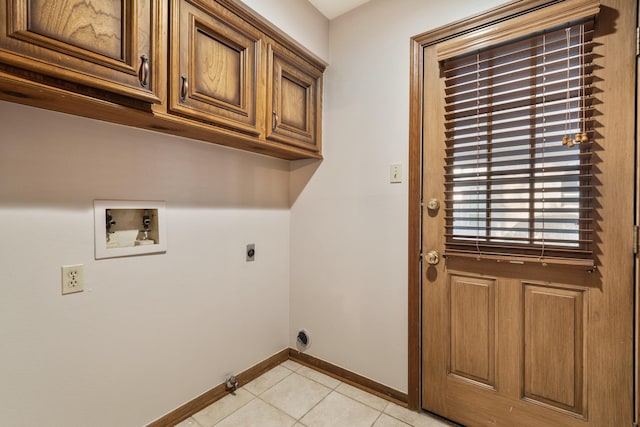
[308,0,371,19]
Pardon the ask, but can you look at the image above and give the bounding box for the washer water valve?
[225,375,239,394]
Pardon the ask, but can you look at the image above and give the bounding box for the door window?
[443,21,594,262]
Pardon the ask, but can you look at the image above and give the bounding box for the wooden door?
[170,0,262,136]
[0,0,159,103]
[421,1,636,426]
[266,43,322,153]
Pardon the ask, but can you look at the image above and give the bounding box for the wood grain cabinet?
[170,0,262,136]
[0,0,326,159]
[267,44,322,153]
[0,0,160,103]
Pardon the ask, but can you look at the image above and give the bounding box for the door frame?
[633,0,640,426]
[407,0,640,418]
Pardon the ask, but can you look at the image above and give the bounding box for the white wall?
[0,4,328,426]
[0,102,292,426]
[241,0,330,61]
[289,0,506,392]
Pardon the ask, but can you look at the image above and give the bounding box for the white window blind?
[442,19,595,263]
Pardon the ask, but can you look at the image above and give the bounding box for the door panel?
[28,0,124,59]
[194,31,242,106]
[449,275,496,388]
[280,76,307,130]
[523,284,586,415]
[421,1,636,426]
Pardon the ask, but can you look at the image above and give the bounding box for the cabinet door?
[0,0,159,103]
[266,44,322,153]
[170,0,261,136]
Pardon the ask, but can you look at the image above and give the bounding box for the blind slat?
[445,101,594,129]
[445,207,593,214]
[445,109,594,137]
[445,89,594,120]
[445,164,592,179]
[443,25,595,75]
[446,147,592,163]
[445,138,593,155]
[445,47,594,83]
[445,62,594,103]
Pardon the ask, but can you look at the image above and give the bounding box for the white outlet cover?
[61,264,84,295]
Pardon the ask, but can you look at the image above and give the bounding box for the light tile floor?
[174,360,456,427]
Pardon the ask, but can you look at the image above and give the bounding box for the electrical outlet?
[246,244,255,262]
[61,264,84,295]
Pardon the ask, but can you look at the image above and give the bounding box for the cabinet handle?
[180,74,189,101]
[138,55,149,88]
[272,110,278,130]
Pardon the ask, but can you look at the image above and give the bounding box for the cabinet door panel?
[267,44,322,152]
[171,0,261,136]
[0,0,159,102]
[28,0,124,60]
[280,77,307,130]
[194,31,242,105]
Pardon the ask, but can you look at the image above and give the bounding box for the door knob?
[426,198,440,211]
[425,250,440,265]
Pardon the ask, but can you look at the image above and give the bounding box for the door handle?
[425,250,440,265]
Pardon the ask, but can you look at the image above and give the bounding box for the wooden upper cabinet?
[0,0,159,103]
[170,0,262,136]
[0,0,325,159]
[266,44,322,153]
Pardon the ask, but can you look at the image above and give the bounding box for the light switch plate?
[390,163,402,183]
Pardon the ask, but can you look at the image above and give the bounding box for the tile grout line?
[229,365,332,426]
[252,365,389,426]
[293,367,343,391]
[280,368,345,425]
[261,369,335,424]
[208,392,256,427]
[246,366,294,397]
[370,410,385,427]
[203,362,422,427]
[254,395,302,424]
[379,411,416,427]
[210,367,294,427]
[290,386,334,424]
[184,361,449,427]
[333,384,391,413]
